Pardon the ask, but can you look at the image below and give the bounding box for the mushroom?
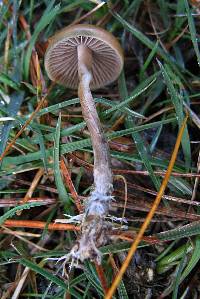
[45,24,123,263]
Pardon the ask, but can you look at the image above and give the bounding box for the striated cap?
[44,24,123,90]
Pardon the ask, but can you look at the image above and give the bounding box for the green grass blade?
[0,73,20,90]
[0,91,24,157]
[117,280,129,299]
[37,98,80,117]
[119,69,161,190]
[112,11,186,80]
[180,237,200,282]
[172,250,187,299]
[156,220,200,241]
[126,116,161,190]
[139,41,159,80]
[54,113,70,204]
[159,62,191,169]
[35,127,48,173]
[103,72,158,116]
[19,258,67,290]
[184,0,200,67]
[0,201,45,225]
[157,243,192,270]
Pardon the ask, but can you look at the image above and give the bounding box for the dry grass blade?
[16,168,44,216]
[1,225,47,251]
[105,114,189,299]
[71,2,105,25]
[114,175,128,226]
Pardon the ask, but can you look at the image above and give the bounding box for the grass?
[0,0,200,298]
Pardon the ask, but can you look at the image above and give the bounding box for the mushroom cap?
[44,24,123,90]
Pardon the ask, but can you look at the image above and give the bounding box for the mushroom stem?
[73,44,113,263]
[77,44,113,197]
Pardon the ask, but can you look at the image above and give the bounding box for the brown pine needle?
[105,114,189,299]
[95,263,108,294]
[60,157,83,213]
[4,220,80,231]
